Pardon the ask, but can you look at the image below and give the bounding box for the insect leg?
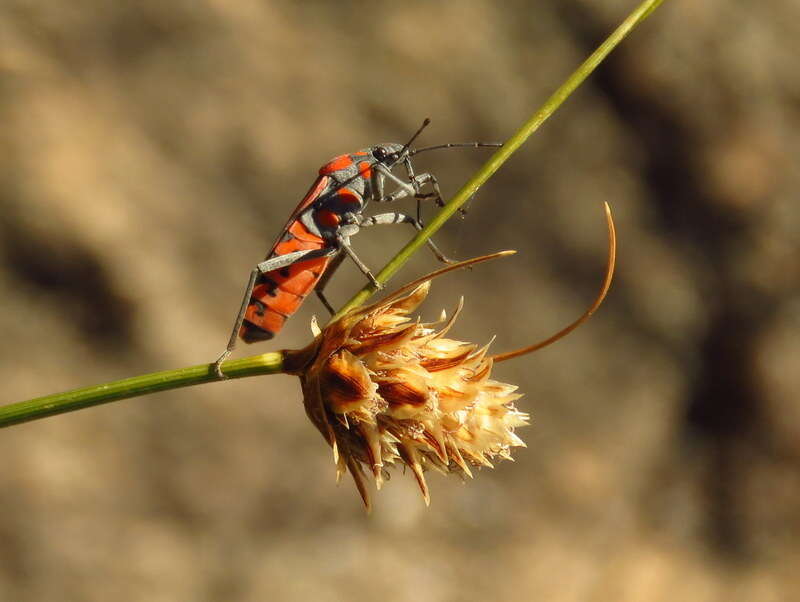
[254,248,333,273]
[411,171,447,222]
[373,163,415,202]
[406,172,444,205]
[412,171,472,220]
[213,247,335,379]
[375,162,449,224]
[213,268,259,379]
[314,250,345,315]
[401,156,467,221]
[397,156,424,222]
[361,212,455,263]
[335,232,383,290]
[380,169,450,218]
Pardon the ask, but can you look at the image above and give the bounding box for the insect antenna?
[397,118,432,160]
[409,138,502,219]
[409,142,502,156]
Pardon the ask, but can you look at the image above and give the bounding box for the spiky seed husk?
[298,280,528,510]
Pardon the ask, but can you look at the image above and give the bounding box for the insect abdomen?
[239,220,330,342]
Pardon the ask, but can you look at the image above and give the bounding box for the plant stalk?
[0,353,284,428]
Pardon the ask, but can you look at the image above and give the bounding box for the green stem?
[336,0,666,317]
[0,353,284,428]
[0,0,666,429]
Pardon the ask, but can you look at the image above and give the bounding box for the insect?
[213,119,499,377]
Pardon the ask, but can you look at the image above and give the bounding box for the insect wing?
[264,174,331,257]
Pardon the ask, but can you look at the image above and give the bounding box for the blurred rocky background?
[1,1,798,600]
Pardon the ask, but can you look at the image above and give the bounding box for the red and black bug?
[213,120,499,377]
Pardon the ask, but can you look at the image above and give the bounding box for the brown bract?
[287,280,528,510]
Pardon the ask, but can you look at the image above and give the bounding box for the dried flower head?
[297,278,528,509]
[284,204,615,510]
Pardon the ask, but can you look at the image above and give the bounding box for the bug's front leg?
[410,171,446,221]
[373,163,416,204]
[400,157,438,223]
[402,156,472,220]
[314,250,345,315]
[377,163,449,222]
[411,171,473,220]
[364,171,457,264]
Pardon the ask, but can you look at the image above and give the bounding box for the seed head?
[296,280,528,510]
[284,204,615,510]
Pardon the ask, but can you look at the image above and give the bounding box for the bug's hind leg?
[360,212,456,264]
[314,250,345,315]
[213,268,260,379]
[213,248,335,379]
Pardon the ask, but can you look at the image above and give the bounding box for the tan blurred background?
[1,1,799,600]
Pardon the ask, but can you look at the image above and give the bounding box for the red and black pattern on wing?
[239,176,332,342]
